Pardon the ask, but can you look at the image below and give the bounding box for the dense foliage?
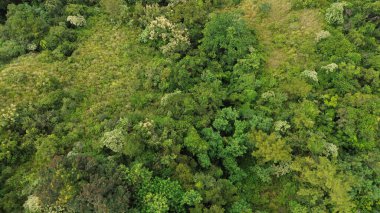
[0,0,379,212]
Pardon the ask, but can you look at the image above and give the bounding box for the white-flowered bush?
[160,90,182,106]
[67,15,86,27]
[321,63,338,73]
[101,128,124,153]
[23,195,42,213]
[272,162,291,177]
[324,142,338,157]
[140,16,190,55]
[325,2,347,25]
[1,104,18,127]
[27,43,38,51]
[315,30,331,42]
[301,70,318,82]
[261,91,275,99]
[274,120,291,133]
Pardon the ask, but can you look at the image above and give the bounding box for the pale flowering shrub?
[140,16,190,55]
[23,195,42,213]
[27,43,38,51]
[325,2,347,25]
[301,70,318,82]
[261,91,275,99]
[1,104,18,127]
[272,162,291,177]
[315,30,331,42]
[160,90,182,106]
[101,128,124,153]
[323,142,338,157]
[137,119,155,136]
[67,15,86,27]
[274,120,290,133]
[321,63,338,73]
[138,119,154,129]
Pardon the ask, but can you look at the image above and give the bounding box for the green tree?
[251,131,292,163]
[2,4,48,46]
[291,157,356,212]
[200,12,257,70]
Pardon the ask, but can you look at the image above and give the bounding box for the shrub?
[200,13,257,70]
[315,30,331,42]
[274,120,290,133]
[67,0,99,5]
[67,15,86,27]
[325,2,347,25]
[258,3,271,17]
[321,63,338,73]
[3,4,48,45]
[64,3,88,16]
[0,40,25,61]
[0,103,18,127]
[140,16,190,55]
[166,0,211,43]
[291,0,327,9]
[101,128,124,153]
[317,31,359,63]
[23,195,42,213]
[129,3,163,27]
[251,131,292,163]
[43,25,77,51]
[100,0,129,23]
[301,70,318,82]
[44,0,64,15]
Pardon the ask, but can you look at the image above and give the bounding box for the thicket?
[0,0,379,212]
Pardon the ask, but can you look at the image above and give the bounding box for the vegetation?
[0,0,379,212]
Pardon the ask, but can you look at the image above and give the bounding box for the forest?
[0,0,379,212]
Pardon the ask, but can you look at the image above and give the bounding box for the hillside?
[0,0,379,212]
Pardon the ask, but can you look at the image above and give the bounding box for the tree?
[138,177,185,212]
[100,0,129,23]
[212,107,238,135]
[325,2,347,25]
[140,16,190,55]
[251,131,292,163]
[291,100,320,129]
[200,12,257,70]
[291,157,356,212]
[2,4,48,46]
[336,93,379,150]
[184,126,211,167]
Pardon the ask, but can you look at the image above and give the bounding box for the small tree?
[200,12,257,70]
[325,2,347,25]
[3,4,48,46]
[140,16,190,55]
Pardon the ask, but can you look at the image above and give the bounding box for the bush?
[140,16,190,55]
[200,12,257,70]
[0,40,25,61]
[3,4,48,46]
[325,2,347,25]
[166,0,212,44]
[100,0,129,23]
[291,0,328,9]
[44,0,64,15]
[258,3,271,17]
[67,15,86,27]
[43,25,77,51]
[317,30,359,63]
[67,0,99,5]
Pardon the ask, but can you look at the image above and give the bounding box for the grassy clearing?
[240,0,322,72]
